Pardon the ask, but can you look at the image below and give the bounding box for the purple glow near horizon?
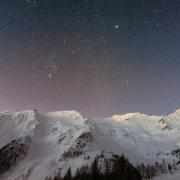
[0,0,180,117]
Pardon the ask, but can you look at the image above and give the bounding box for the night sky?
[0,0,180,117]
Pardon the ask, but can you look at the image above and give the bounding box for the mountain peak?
[47,110,85,121]
[111,112,141,121]
[175,109,180,113]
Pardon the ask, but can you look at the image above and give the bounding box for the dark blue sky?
[0,0,180,117]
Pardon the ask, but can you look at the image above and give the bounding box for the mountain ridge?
[0,109,180,180]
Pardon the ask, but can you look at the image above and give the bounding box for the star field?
[0,0,180,117]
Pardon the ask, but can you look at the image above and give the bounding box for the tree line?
[46,154,142,180]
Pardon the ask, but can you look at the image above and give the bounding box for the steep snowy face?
[0,110,93,180]
[0,110,38,148]
[159,109,180,130]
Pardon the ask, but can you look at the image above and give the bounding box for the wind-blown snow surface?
[0,109,180,180]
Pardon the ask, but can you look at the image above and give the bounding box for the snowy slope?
[0,109,180,180]
[87,112,180,164]
[0,110,38,148]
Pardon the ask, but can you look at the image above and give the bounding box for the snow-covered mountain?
[0,109,180,180]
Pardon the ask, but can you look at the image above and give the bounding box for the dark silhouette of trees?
[64,168,72,180]
[136,159,177,179]
[0,136,31,174]
[46,154,142,180]
[45,146,180,180]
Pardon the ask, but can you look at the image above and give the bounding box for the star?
[115,25,119,29]
[47,62,58,79]
[48,73,52,79]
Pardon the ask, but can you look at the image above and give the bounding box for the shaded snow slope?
[0,109,180,180]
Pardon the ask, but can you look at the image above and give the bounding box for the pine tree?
[63,168,72,180]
